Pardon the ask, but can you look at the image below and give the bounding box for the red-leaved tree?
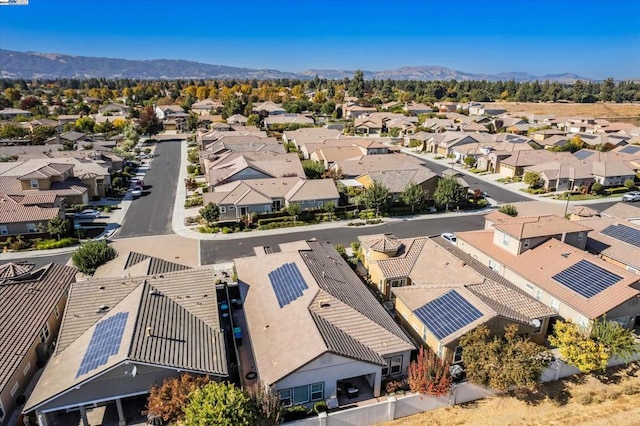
[146,373,210,423]
[407,346,452,396]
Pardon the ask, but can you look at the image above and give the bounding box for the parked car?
[133,179,144,188]
[622,191,640,202]
[74,209,101,219]
[441,232,457,245]
[131,188,142,198]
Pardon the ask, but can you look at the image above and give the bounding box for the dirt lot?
[484,102,640,122]
[383,363,640,426]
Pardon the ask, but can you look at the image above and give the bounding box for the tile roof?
[236,240,414,385]
[362,169,437,193]
[579,217,640,271]
[25,267,227,412]
[501,150,574,167]
[285,179,339,202]
[123,251,190,275]
[0,263,77,395]
[376,238,428,280]
[457,230,640,318]
[368,234,402,253]
[600,202,640,220]
[0,194,61,223]
[334,153,429,178]
[493,214,591,239]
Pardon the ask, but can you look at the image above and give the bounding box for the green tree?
[348,70,365,99]
[463,156,476,168]
[286,202,301,217]
[147,374,210,424]
[523,171,541,188]
[199,202,220,227]
[187,112,199,131]
[548,320,610,373]
[624,179,635,189]
[590,318,640,362]
[460,324,551,391]
[138,105,163,136]
[4,87,21,102]
[184,382,256,426]
[362,180,391,216]
[71,240,117,275]
[74,117,96,134]
[400,181,427,213]
[433,176,465,211]
[499,204,518,217]
[599,78,615,102]
[301,160,325,179]
[247,114,261,126]
[324,201,336,220]
[47,216,69,241]
[0,123,29,139]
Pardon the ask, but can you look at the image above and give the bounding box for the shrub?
[71,240,117,275]
[282,406,309,422]
[36,238,78,250]
[385,378,408,394]
[184,196,203,208]
[407,346,451,396]
[257,216,295,226]
[606,186,631,195]
[499,204,518,217]
[187,164,202,175]
[184,382,256,425]
[624,179,635,189]
[147,374,210,424]
[476,199,490,208]
[198,226,219,234]
[313,401,328,413]
[221,227,232,234]
[408,139,422,148]
[591,182,603,195]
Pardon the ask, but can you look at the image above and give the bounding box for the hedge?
[36,238,79,250]
[257,216,296,226]
[606,187,630,195]
[257,221,307,231]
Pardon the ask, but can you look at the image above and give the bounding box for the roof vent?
[319,301,331,308]
[149,289,163,296]
[97,305,109,313]
[561,252,570,258]
[146,326,152,337]
[99,286,106,291]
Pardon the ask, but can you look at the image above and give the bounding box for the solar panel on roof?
[620,145,640,154]
[601,224,640,249]
[574,150,595,160]
[552,259,622,298]
[76,312,128,378]
[268,262,308,308]
[413,290,483,341]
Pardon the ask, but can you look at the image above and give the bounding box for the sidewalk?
[170,140,496,241]
[399,146,625,206]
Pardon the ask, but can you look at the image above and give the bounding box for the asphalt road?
[117,140,181,238]
[200,213,486,264]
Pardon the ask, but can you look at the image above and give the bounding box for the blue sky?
[1,0,638,79]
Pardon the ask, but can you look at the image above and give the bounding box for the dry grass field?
[382,363,640,426]
[484,102,640,122]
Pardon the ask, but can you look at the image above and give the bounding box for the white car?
[441,233,457,245]
[131,188,142,198]
[74,209,100,219]
[622,191,640,202]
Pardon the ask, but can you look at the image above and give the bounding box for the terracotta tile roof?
[377,238,428,279]
[0,263,77,395]
[0,194,61,223]
[369,235,402,253]
[600,202,640,220]
[579,217,640,271]
[494,214,592,239]
[362,168,437,193]
[285,178,339,202]
[18,163,73,180]
[235,240,414,385]
[457,230,640,318]
[569,205,599,217]
[0,261,34,282]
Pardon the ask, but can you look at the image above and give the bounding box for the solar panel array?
[601,224,640,249]
[552,259,622,298]
[268,263,308,308]
[620,145,640,155]
[76,312,129,378]
[413,290,483,340]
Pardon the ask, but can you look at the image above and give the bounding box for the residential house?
[498,150,574,178]
[204,177,339,219]
[524,161,594,191]
[23,267,228,426]
[403,103,432,116]
[153,105,186,120]
[577,217,640,275]
[190,99,223,116]
[332,153,429,179]
[0,108,31,120]
[204,152,304,188]
[435,102,458,113]
[310,146,364,170]
[456,213,640,328]
[97,103,129,116]
[56,115,82,126]
[253,101,286,116]
[343,104,377,119]
[356,168,438,202]
[0,262,77,426]
[282,128,342,150]
[46,131,93,148]
[20,119,63,134]
[0,193,64,237]
[600,202,640,225]
[235,240,415,408]
[263,114,314,129]
[226,114,248,126]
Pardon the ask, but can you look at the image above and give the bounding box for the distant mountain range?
[0,49,590,83]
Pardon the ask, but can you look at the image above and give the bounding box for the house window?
[453,346,463,364]
[0,225,7,235]
[30,179,39,189]
[488,259,501,272]
[525,283,535,293]
[278,389,292,407]
[502,233,510,247]
[54,305,60,318]
[39,323,50,343]
[382,355,403,376]
[264,206,271,212]
[10,382,19,397]
[437,343,444,358]
[23,362,31,376]
[220,206,226,213]
[536,289,543,301]
[318,201,324,208]
[310,383,324,401]
[550,298,560,312]
[577,315,589,328]
[293,385,310,405]
[27,223,38,233]
[228,206,234,210]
